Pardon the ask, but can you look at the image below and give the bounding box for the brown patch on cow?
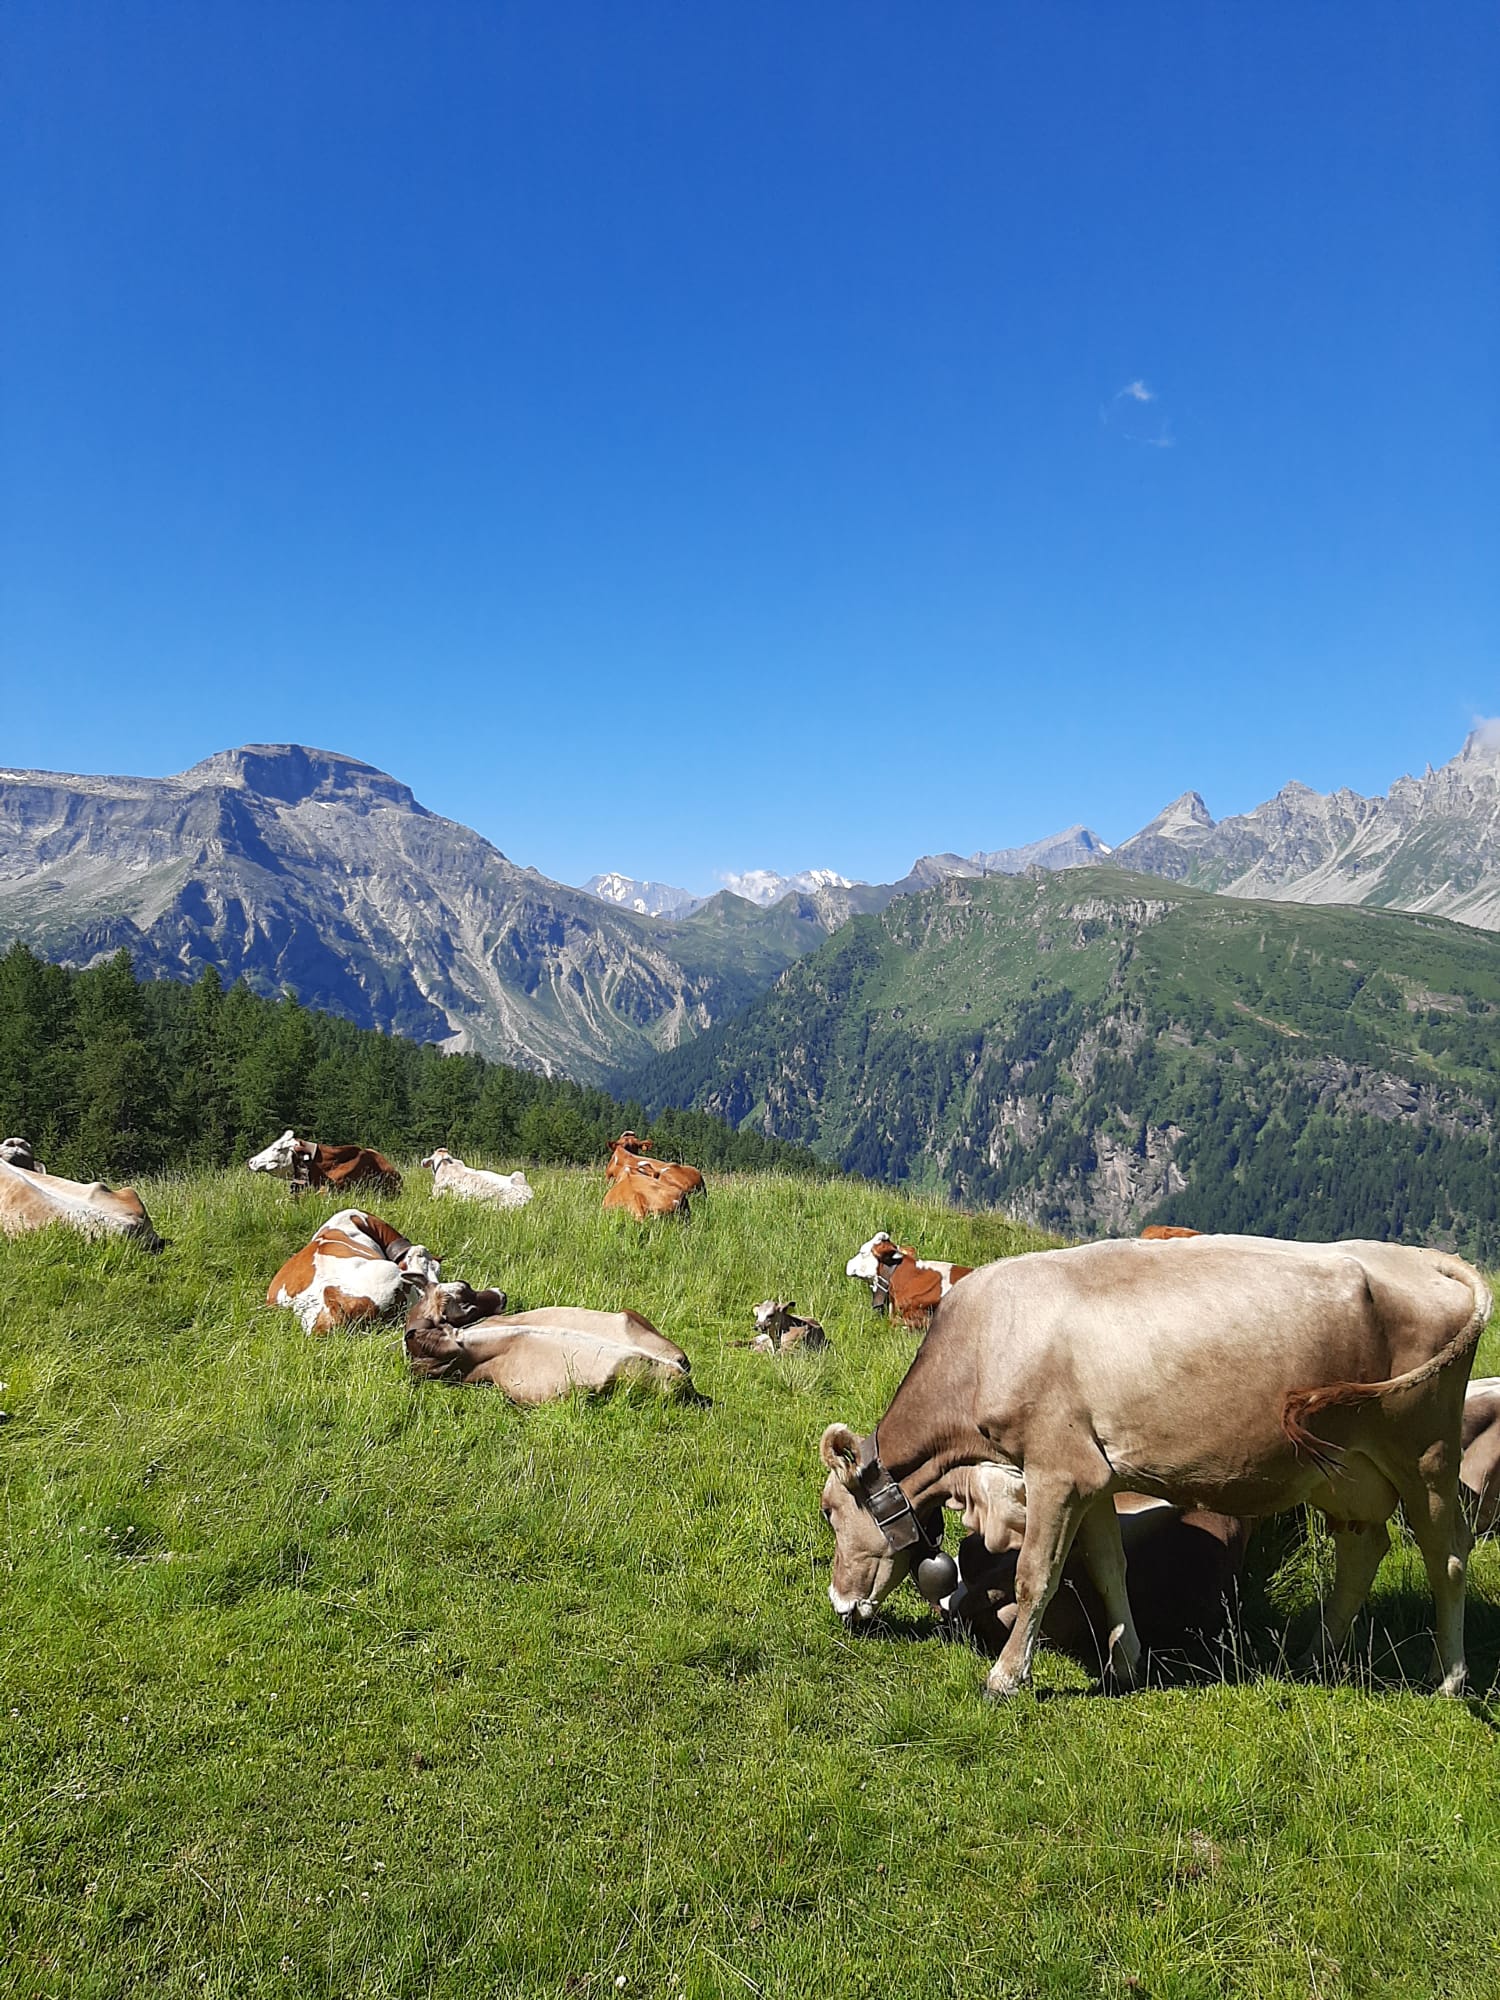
[1141,1225,1202,1241]
[313,1287,381,1335]
[267,1243,317,1304]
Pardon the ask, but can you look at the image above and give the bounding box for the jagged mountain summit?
[897,825,1112,892]
[1110,728,1500,927]
[582,872,701,919]
[717,866,860,906]
[0,745,821,1082]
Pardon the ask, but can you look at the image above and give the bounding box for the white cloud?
[1118,380,1155,402]
[1471,715,1500,751]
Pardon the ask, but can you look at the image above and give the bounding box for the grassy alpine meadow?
[3,1166,1500,2000]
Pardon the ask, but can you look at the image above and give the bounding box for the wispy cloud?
[1471,715,1500,751]
[1101,377,1174,448]
[1118,380,1155,403]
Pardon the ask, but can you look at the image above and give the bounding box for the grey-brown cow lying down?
[406,1287,693,1403]
[749,1300,828,1354]
[0,1158,164,1250]
[819,1234,1490,1697]
[944,1495,1248,1670]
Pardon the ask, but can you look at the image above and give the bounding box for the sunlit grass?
[2,1166,1498,1998]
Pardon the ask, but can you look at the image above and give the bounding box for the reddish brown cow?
[606,1133,705,1198]
[604,1170,692,1220]
[248,1129,402,1197]
[845,1232,973,1328]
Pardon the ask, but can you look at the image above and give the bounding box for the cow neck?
[872,1394,988,1515]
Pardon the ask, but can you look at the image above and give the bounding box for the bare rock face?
[1110,731,1500,928]
[0,745,811,1082]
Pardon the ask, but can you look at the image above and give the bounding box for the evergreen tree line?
[0,944,830,1184]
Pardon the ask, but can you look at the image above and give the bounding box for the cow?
[266,1209,438,1334]
[603,1169,692,1220]
[943,1494,1248,1670]
[0,1138,44,1173]
[845,1233,973,1328]
[818,1234,1490,1698]
[1461,1378,1500,1534]
[247,1131,402,1198]
[606,1133,705,1199]
[0,1158,164,1251]
[1141,1225,1202,1241]
[404,1294,694,1403]
[748,1300,828,1355]
[420,1149,534,1209]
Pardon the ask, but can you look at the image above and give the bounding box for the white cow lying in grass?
[405,1288,693,1403]
[420,1149,534,1209]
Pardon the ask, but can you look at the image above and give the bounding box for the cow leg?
[1393,1453,1469,1697]
[986,1478,1093,1698]
[1301,1519,1391,1673]
[1074,1499,1143,1688]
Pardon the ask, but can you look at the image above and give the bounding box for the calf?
[421,1149,534,1209]
[749,1300,828,1355]
[266,1209,438,1335]
[0,1158,163,1251]
[405,1295,694,1403]
[1461,1378,1500,1535]
[247,1130,402,1198]
[845,1232,972,1328]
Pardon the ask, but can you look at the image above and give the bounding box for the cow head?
[818,1422,918,1622]
[396,1243,441,1290]
[247,1130,305,1177]
[406,1278,506,1334]
[754,1299,791,1340]
[616,1132,652,1155]
[420,1149,453,1172]
[845,1234,905,1310]
[0,1137,38,1171]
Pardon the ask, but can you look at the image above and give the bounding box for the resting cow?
[944,1494,1247,1668]
[248,1130,402,1197]
[1461,1378,1500,1534]
[421,1149,534,1209]
[405,1292,693,1403]
[266,1209,437,1334]
[845,1233,972,1328]
[0,1158,163,1251]
[606,1133,705,1199]
[1140,1225,1202,1241]
[603,1167,692,1220]
[749,1300,828,1354]
[819,1234,1490,1697]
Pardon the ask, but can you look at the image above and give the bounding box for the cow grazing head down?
[818,1423,924,1622]
[247,1130,305,1177]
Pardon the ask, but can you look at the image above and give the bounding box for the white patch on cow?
[247,1130,300,1175]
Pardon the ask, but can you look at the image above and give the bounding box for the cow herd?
[4,1121,1500,1698]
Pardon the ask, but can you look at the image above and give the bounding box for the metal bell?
[915,1549,959,1604]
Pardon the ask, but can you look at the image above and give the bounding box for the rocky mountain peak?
[1137,791,1216,839]
[179,744,423,813]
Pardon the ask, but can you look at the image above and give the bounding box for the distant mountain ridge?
[0,745,821,1083]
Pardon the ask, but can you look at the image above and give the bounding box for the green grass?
[3,1168,1499,1999]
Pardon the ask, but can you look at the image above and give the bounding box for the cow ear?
[820,1422,861,1486]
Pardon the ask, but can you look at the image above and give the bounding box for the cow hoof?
[984,1664,1028,1699]
[1433,1659,1469,1699]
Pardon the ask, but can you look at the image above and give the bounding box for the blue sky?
[4,3,1496,893]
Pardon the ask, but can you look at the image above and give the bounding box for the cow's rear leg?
[1301,1518,1391,1675]
[1393,1453,1469,1697]
[1075,1498,1143,1689]
[986,1477,1094,1698]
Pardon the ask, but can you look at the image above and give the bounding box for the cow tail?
[1281,1255,1493,1474]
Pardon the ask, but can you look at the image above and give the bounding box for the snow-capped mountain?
[581,872,701,919]
[717,866,860,907]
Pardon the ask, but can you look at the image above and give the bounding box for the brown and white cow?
[845,1233,972,1328]
[819,1234,1490,1697]
[748,1300,828,1355]
[605,1133,705,1199]
[0,1158,163,1250]
[405,1294,694,1403]
[266,1209,438,1334]
[247,1131,402,1198]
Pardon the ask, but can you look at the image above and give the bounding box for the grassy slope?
[2,1169,1499,2000]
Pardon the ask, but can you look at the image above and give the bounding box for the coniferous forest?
[0,943,827,1183]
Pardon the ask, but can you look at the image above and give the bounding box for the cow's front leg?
[986,1479,1091,1698]
[1075,1498,1142,1688]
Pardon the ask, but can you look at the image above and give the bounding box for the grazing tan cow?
[606,1133,705,1199]
[1141,1225,1202,1241]
[845,1233,973,1328]
[405,1294,694,1403]
[819,1234,1490,1697]
[0,1158,164,1250]
[247,1130,402,1197]
[266,1209,438,1334]
[1461,1378,1500,1534]
[749,1300,828,1354]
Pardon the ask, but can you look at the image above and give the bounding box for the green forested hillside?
[0,943,827,1183]
[630,868,1500,1255]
